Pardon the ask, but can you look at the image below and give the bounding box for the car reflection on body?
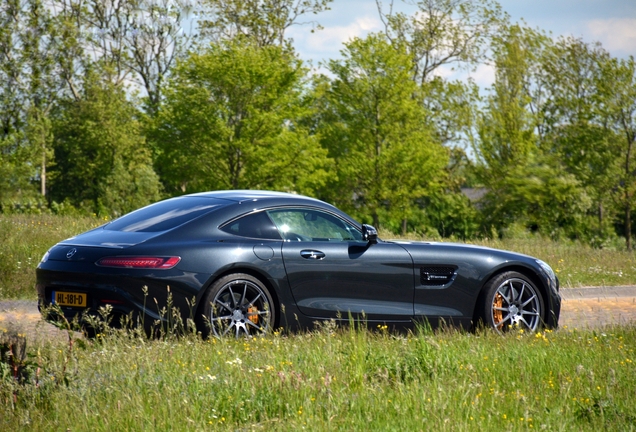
[37,190,561,336]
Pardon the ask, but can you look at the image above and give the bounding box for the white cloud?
[309,16,382,50]
[586,18,636,56]
[289,15,384,63]
[466,63,496,88]
[429,63,495,89]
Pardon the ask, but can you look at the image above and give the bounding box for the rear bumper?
[36,262,206,330]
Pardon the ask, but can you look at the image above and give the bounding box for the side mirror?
[362,224,378,244]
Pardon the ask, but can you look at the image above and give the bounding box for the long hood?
[386,239,537,265]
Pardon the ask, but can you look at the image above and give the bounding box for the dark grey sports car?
[37,190,561,336]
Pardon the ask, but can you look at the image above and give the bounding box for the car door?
[268,208,415,321]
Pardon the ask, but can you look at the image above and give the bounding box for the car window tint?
[105,197,224,232]
[267,209,362,242]
[220,211,282,240]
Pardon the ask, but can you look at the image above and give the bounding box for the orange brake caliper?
[247,306,259,325]
[493,293,504,325]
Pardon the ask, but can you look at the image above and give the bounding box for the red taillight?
[95,256,181,269]
[101,299,125,305]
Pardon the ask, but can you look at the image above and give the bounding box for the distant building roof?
[461,187,488,202]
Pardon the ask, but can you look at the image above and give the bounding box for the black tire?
[199,273,275,338]
[477,271,545,333]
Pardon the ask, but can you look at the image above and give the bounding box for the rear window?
[105,197,225,232]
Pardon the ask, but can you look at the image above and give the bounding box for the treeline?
[1,0,635,248]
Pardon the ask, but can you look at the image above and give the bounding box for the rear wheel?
[200,273,275,338]
[479,271,544,333]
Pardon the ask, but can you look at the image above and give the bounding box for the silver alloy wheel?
[490,277,541,332]
[210,279,272,337]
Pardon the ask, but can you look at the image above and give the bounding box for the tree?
[0,0,59,208]
[0,0,192,212]
[316,33,447,229]
[376,0,507,86]
[475,26,538,184]
[421,77,479,146]
[475,25,592,238]
[50,74,161,216]
[197,0,332,47]
[376,0,501,210]
[151,39,330,195]
[598,56,636,250]
[540,38,620,242]
[48,0,194,113]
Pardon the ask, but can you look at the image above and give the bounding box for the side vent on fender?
[420,266,457,286]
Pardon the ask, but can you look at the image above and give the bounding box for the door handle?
[300,250,325,260]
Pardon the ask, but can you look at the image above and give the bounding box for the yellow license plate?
[53,291,87,307]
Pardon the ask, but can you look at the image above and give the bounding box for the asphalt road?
[1,287,635,344]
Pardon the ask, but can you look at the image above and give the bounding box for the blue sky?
[287,0,636,86]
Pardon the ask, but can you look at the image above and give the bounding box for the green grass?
[1,214,636,299]
[2,323,635,430]
[0,215,106,299]
[467,236,636,288]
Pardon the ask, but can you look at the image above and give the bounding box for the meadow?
[2,214,635,300]
[1,320,635,430]
[1,214,636,430]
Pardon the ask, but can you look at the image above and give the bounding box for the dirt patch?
[0,300,77,346]
[559,297,636,329]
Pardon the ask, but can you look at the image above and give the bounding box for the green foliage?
[0,132,40,211]
[479,157,592,239]
[474,26,604,240]
[316,33,447,228]
[152,39,331,195]
[475,25,541,181]
[419,191,481,239]
[45,0,193,113]
[377,0,508,85]
[597,56,636,249]
[2,0,636,245]
[421,77,480,147]
[0,0,58,209]
[198,0,333,47]
[49,74,162,217]
[539,38,621,244]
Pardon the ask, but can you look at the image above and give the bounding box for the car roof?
[186,190,323,204]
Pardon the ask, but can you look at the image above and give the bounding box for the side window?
[267,209,363,242]
[220,211,282,240]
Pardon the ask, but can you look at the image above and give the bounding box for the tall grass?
[2,214,636,299]
[1,323,635,430]
[470,237,636,288]
[0,215,105,299]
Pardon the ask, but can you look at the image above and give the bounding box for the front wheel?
[478,271,544,333]
[200,273,275,338]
